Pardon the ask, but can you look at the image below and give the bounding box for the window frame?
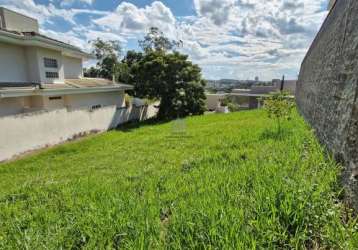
[44,58,58,69]
[45,71,59,79]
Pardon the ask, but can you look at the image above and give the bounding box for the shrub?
[124,94,132,108]
[221,97,240,112]
[262,91,295,135]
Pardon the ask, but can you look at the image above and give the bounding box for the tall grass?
[0,110,357,249]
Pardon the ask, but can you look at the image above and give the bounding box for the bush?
[124,94,132,108]
[227,102,240,112]
[262,91,295,135]
[221,97,240,112]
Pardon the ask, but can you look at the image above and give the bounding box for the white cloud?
[179,0,329,79]
[0,0,106,25]
[0,0,329,80]
[95,1,176,39]
[193,0,236,26]
[60,0,94,7]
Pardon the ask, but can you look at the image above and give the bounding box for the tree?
[87,38,122,80]
[91,38,121,61]
[127,50,206,119]
[262,91,295,135]
[83,66,100,78]
[139,27,182,53]
[120,27,206,120]
[122,50,143,67]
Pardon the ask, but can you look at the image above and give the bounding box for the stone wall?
[296,0,358,209]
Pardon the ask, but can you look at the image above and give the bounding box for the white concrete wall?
[37,48,64,84]
[0,42,28,83]
[0,103,158,161]
[206,94,227,111]
[43,96,65,110]
[25,47,41,83]
[29,96,44,109]
[0,97,29,116]
[63,56,82,79]
[0,91,126,118]
[0,43,65,85]
[0,43,82,85]
[64,92,125,109]
[0,106,121,161]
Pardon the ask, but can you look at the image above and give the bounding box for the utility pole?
[280,75,285,91]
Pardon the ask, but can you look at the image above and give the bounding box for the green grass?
[0,110,357,249]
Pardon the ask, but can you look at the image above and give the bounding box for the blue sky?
[1,0,329,80]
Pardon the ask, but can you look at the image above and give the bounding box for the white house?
[0,7,133,117]
[0,8,156,161]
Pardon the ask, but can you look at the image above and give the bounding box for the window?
[44,58,58,68]
[45,72,59,79]
[91,104,102,110]
[49,96,62,101]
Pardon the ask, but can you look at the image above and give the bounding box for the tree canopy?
[126,50,206,119]
[84,38,122,80]
[85,27,206,120]
[138,27,182,53]
[121,27,206,119]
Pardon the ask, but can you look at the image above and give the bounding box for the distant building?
[229,79,296,109]
[255,76,259,82]
[205,93,228,111]
[272,79,281,88]
[205,78,297,111]
[282,80,297,95]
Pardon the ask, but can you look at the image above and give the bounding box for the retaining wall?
[296,0,358,209]
[0,104,157,161]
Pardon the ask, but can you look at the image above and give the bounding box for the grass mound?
[0,110,357,249]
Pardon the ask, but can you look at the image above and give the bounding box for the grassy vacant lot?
[0,110,357,249]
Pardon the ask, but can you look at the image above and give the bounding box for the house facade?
[0,8,156,161]
[0,7,132,117]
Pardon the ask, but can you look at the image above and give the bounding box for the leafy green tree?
[83,66,100,78]
[127,50,206,119]
[122,50,144,67]
[86,38,122,80]
[120,28,206,120]
[119,50,143,84]
[91,38,121,61]
[262,91,295,135]
[139,27,182,53]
